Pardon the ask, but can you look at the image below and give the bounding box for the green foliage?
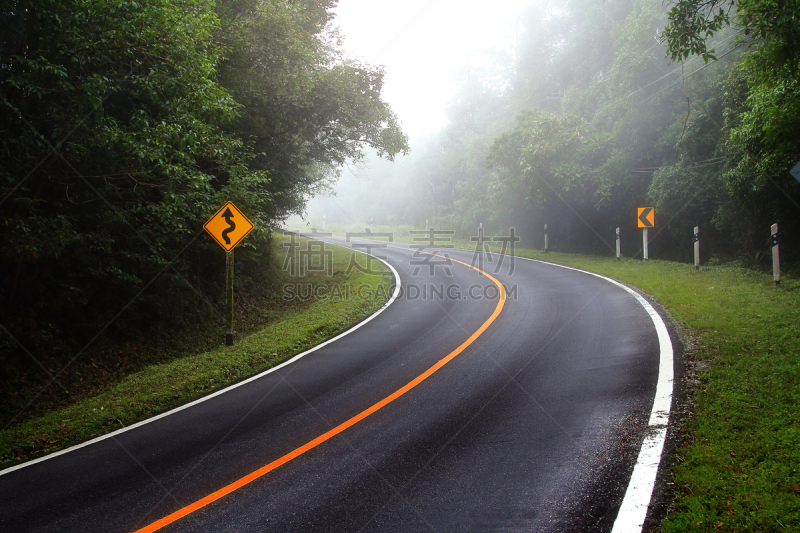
[486,109,603,248]
[721,63,800,260]
[0,0,407,419]
[662,0,800,260]
[664,0,800,68]
[663,0,732,62]
[215,0,408,220]
[2,0,243,359]
[488,110,593,206]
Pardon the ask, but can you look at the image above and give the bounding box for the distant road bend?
[0,233,675,532]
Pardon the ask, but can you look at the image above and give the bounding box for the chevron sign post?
[638,207,655,260]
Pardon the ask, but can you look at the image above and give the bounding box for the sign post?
[615,228,621,260]
[204,201,255,346]
[637,207,655,260]
[693,226,700,270]
[225,251,234,346]
[642,229,649,260]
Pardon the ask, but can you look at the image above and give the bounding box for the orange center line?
[134,249,505,533]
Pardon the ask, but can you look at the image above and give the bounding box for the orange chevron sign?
[637,207,655,228]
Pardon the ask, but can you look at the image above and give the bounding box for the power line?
[632,42,744,107]
[600,40,662,83]
[630,156,726,173]
[598,32,740,115]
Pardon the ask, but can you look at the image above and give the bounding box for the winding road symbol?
[204,201,254,252]
[221,207,236,245]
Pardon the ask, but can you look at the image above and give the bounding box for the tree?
[0,0,408,396]
[1,0,243,338]
[215,0,408,222]
[663,0,800,262]
[663,0,800,67]
[487,109,603,250]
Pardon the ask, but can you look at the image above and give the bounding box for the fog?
[333,0,532,142]
[290,0,532,230]
[289,0,773,263]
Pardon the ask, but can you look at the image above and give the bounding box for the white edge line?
[0,245,401,477]
[511,256,674,533]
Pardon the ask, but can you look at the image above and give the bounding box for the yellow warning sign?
[637,207,655,228]
[204,201,254,252]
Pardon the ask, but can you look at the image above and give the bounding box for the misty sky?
[332,0,533,142]
[294,0,536,226]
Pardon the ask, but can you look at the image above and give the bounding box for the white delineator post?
[616,228,621,260]
[771,223,780,286]
[642,228,649,260]
[693,226,700,270]
[544,224,549,253]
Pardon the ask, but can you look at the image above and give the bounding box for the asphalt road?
[0,235,674,532]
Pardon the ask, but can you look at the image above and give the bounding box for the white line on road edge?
[516,257,674,533]
[0,248,401,477]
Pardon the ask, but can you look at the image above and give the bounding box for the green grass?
[0,234,390,469]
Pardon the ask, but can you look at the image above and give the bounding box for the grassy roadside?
[0,234,390,469]
[295,224,800,530]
